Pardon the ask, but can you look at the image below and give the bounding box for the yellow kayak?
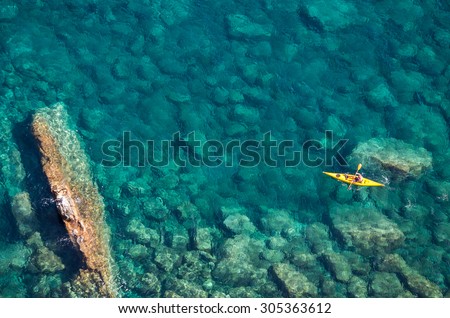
[322,172,384,187]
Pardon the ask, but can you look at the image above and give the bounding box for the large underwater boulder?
[330,204,405,255]
[270,263,317,297]
[378,254,443,297]
[226,14,273,39]
[350,137,432,178]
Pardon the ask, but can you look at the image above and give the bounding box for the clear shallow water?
[0,0,449,297]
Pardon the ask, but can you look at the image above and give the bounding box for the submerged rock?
[321,252,352,283]
[267,235,288,250]
[260,208,296,234]
[390,70,426,103]
[224,122,247,137]
[177,251,212,281]
[326,115,347,138]
[378,254,443,297]
[231,104,260,125]
[120,179,147,198]
[157,0,191,26]
[212,87,229,105]
[79,107,104,131]
[226,14,273,39]
[298,0,361,32]
[220,234,265,261]
[111,57,132,79]
[0,2,18,20]
[416,46,446,76]
[32,275,63,297]
[164,290,182,298]
[270,263,317,297]
[365,82,398,110]
[320,278,338,297]
[157,58,187,75]
[330,204,405,255]
[165,278,208,298]
[370,272,405,297]
[175,201,199,223]
[248,41,272,58]
[126,219,160,247]
[166,81,191,104]
[305,223,333,255]
[193,227,213,253]
[11,192,36,237]
[0,243,32,274]
[142,197,170,221]
[343,251,371,276]
[350,138,432,178]
[223,214,256,235]
[26,233,64,274]
[154,247,179,273]
[334,185,353,204]
[213,257,263,287]
[136,273,161,296]
[228,287,261,298]
[171,232,189,251]
[213,234,267,287]
[229,90,245,104]
[347,276,367,298]
[290,252,317,269]
[127,244,149,261]
[433,222,450,246]
[260,249,285,263]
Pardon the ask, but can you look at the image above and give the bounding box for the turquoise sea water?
[1,1,449,297]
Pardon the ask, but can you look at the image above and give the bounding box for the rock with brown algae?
[32,103,116,297]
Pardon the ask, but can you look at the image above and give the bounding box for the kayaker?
[354,173,363,183]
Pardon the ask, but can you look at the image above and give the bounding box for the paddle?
[348,163,362,190]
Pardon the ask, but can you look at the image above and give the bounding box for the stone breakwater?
[32,103,116,297]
